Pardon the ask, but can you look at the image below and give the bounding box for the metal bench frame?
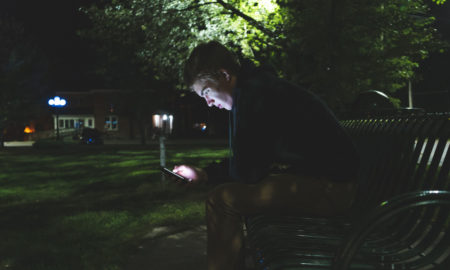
[245,113,450,270]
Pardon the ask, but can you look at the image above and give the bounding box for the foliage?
[78,0,284,141]
[275,0,447,112]
[79,0,283,85]
[80,0,447,113]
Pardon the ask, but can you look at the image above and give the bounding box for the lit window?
[77,119,84,128]
[111,117,117,129]
[105,116,118,131]
[105,117,110,129]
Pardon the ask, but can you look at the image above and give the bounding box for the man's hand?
[173,165,208,184]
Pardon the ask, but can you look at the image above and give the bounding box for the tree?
[0,16,49,147]
[79,0,447,114]
[79,0,283,83]
[275,0,448,112]
[78,0,284,142]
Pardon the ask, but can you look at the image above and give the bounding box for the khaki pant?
[206,174,357,270]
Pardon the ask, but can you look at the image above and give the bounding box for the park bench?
[245,113,450,270]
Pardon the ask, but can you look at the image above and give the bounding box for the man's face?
[191,74,234,110]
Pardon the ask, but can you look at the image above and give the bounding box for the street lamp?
[152,111,174,186]
[48,96,67,140]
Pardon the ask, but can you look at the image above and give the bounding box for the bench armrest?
[332,190,450,270]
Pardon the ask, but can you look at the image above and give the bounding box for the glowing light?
[48,96,67,107]
[153,115,161,127]
[258,0,278,13]
[24,126,35,134]
[199,123,207,132]
[153,113,174,134]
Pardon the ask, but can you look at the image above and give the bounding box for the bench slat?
[246,113,450,270]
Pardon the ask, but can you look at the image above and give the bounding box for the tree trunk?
[0,127,4,148]
[138,118,146,145]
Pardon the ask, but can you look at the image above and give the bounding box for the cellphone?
[160,166,191,182]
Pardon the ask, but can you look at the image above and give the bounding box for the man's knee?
[207,182,249,214]
[208,183,236,205]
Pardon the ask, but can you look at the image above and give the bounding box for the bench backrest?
[341,113,450,215]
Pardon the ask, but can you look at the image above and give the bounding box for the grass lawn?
[0,142,228,270]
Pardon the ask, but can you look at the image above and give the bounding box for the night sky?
[0,0,100,90]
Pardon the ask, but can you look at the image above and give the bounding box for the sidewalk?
[3,141,35,147]
[125,225,256,270]
[2,138,227,148]
[125,225,207,270]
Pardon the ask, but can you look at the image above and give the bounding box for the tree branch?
[215,0,274,37]
[165,0,275,37]
[165,2,219,14]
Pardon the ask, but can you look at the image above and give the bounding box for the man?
[173,41,359,270]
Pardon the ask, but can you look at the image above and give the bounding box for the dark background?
[0,0,100,90]
[1,0,449,111]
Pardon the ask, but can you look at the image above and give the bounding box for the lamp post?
[48,96,67,140]
[152,112,174,185]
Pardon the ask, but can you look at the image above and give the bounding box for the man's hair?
[183,41,240,87]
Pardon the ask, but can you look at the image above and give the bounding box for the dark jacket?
[207,61,359,184]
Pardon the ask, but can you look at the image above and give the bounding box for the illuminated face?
[191,70,235,110]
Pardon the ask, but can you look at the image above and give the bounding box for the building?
[48,89,125,139]
[16,88,228,142]
[42,88,175,141]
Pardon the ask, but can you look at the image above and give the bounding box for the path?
[125,225,207,270]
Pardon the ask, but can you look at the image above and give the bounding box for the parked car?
[79,128,103,145]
